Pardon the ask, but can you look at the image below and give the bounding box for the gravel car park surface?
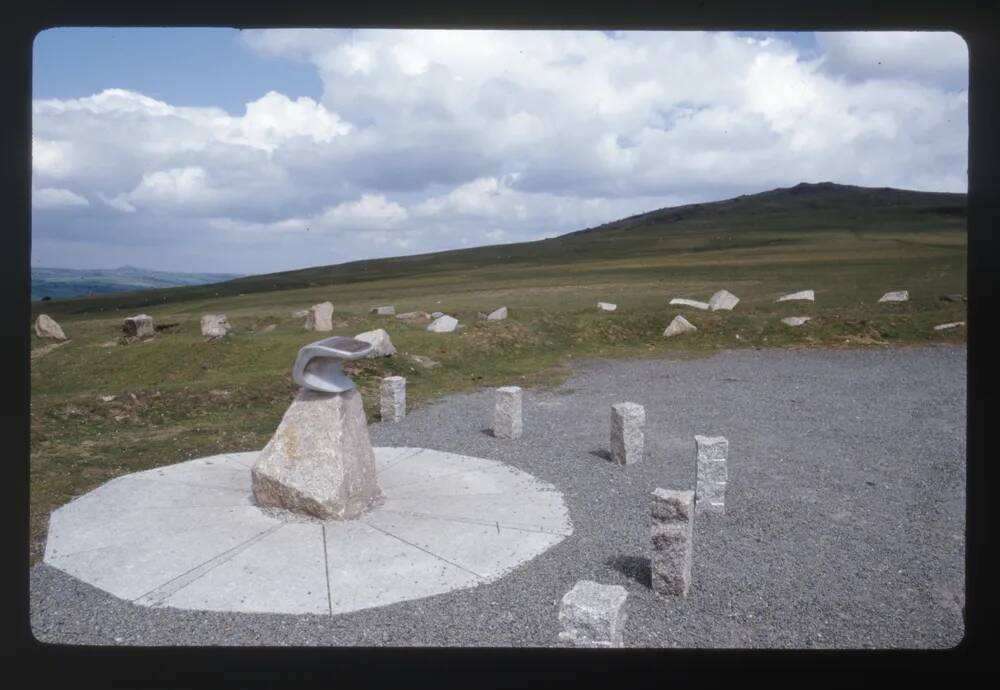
[30,345,966,648]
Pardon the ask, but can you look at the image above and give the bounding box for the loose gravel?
[30,345,966,648]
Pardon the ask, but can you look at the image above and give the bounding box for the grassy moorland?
[28,182,967,563]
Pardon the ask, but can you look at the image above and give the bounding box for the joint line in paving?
[121,475,249,494]
[380,463,516,494]
[321,522,333,616]
[376,508,572,537]
[359,519,488,581]
[375,448,425,475]
[132,523,284,607]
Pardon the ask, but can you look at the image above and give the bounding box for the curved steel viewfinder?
[292,336,375,393]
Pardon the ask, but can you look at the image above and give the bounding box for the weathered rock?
[260,324,277,333]
[939,294,965,302]
[486,306,508,320]
[610,402,644,465]
[371,305,396,315]
[122,314,155,338]
[708,289,740,311]
[431,311,445,319]
[380,376,406,422]
[494,386,523,439]
[200,314,231,338]
[933,321,966,331]
[695,435,728,515]
[35,314,66,340]
[669,298,710,310]
[304,302,334,331]
[650,488,694,597]
[781,316,811,327]
[557,580,628,648]
[354,328,396,357]
[427,315,459,333]
[663,315,697,337]
[597,302,617,312]
[396,311,431,321]
[251,387,382,520]
[409,354,440,368]
[878,290,909,303]
[292,309,310,318]
[776,290,815,302]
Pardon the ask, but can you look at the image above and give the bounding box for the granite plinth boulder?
[251,387,383,520]
[200,314,231,339]
[663,315,697,337]
[380,376,406,422]
[35,314,66,340]
[122,314,155,339]
[557,580,628,648]
[650,488,694,597]
[669,298,710,310]
[878,290,909,303]
[493,386,523,439]
[304,302,334,331]
[611,402,644,465]
[354,328,396,357]
[708,289,740,311]
[776,290,815,302]
[427,315,459,333]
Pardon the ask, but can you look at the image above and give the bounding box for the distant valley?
[31,265,244,301]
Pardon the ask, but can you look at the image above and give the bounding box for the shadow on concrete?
[480,428,496,437]
[588,449,613,463]
[606,554,652,588]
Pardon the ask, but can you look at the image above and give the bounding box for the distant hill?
[31,182,965,316]
[31,265,245,302]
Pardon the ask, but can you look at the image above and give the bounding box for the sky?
[31,28,968,275]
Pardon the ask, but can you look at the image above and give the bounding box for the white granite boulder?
[371,305,396,316]
[35,314,66,340]
[780,316,811,327]
[663,315,697,337]
[251,387,383,520]
[669,298,710,310]
[776,290,815,302]
[427,315,459,333]
[597,302,617,312]
[304,302,334,331]
[878,290,909,303]
[354,328,396,357]
[708,290,740,311]
[122,314,155,338]
[557,580,628,648]
[200,314,231,338]
[486,306,508,320]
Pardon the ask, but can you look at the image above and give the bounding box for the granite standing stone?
[380,376,406,422]
[200,314,231,338]
[35,314,66,340]
[122,314,155,338]
[354,328,397,357]
[650,488,694,596]
[610,402,644,465]
[557,580,629,648]
[251,387,382,520]
[663,315,697,337]
[304,302,334,331]
[708,289,740,311]
[494,386,523,439]
[878,290,909,303]
[695,435,728,514]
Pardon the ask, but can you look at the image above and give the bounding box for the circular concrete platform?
[44,447,573,616]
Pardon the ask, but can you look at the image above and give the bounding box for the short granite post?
[557,580,629,648]
[610,402,644,465]
[493,386,523,439]
[380,376,406,422]
[650,488,694,597]
[695,435,728,514]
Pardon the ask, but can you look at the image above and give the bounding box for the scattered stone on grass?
[431,311,445,319]
[427,315,459,333]
[557,580,628,648]
[708,289,740,311]
[200,314,231,339]
[597,302,617,311]
[260,324,277,333]
[380,376,406,422]
[663,315,697,337]
[494,386,523,439]
[354,328,397,357]
[408,354,441,368]
[304,302,334,331]
[776,290,815,302]
[781,316,812,327]
[35,314,66,340]
[933,321,965,331]
[650,488,694,597]
[878,290,909,303]
[611,402,644,465]
[396,311,431,321]
[486,306,508,320]
[695,435,728,515]
[292,309,309,318]
[122,314,155,339]
[669,298,710,310]
[371,305,396,315]
[939,294,966,302]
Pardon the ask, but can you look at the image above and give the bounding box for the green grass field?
[28,182,967,564]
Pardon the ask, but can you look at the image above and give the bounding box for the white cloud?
[31,30,967,273]
[32,186,90,210]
